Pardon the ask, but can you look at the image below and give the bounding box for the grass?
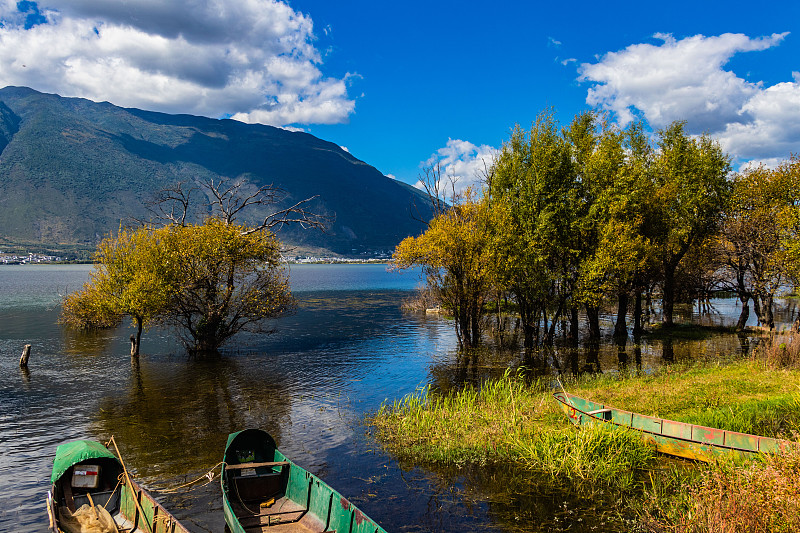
[640,445,800,532]
[369,359,800,493]
[370,334,800,530]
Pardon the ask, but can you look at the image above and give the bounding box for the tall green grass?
[512,424,655,490]
[372,371,656,490]
[371,359,800,497]
[676,395,800,438]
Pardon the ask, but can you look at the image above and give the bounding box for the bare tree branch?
[410,162,457,226]
[241,195,332,235]
[135,181,199,227]
[139,176,331,235]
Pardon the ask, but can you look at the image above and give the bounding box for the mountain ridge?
[0,86,431,257]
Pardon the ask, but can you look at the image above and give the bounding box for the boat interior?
[54,457,123,516]
[224,431,325,532]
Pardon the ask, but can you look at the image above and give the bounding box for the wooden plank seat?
[226,461,291,471]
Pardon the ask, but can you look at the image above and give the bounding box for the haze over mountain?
[0,86,432,256]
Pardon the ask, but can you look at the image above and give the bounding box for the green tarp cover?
[51,440,117,484]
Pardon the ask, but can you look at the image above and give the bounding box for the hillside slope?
[0,86,431,255]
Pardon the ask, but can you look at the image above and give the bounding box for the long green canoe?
[553,391,793,462]
[47,439,190,533]
[222,429,388,533]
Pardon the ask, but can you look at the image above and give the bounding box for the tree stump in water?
[19,344,31,367]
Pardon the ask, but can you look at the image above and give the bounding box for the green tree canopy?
[61,218,295,355]
[487,113,576,348]
[650,122,731,326]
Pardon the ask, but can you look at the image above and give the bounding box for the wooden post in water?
[19,344,31,367]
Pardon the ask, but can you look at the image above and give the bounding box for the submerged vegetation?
[393,109,800,351]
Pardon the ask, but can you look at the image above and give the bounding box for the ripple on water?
[3,265,797,532]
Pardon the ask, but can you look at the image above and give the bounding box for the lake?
[0,264,795,532]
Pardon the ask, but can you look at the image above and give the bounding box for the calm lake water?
[0,264,797,532]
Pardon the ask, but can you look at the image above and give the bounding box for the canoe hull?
[222,428,387,533]
[553,391,791,462]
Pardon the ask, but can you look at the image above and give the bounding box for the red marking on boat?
[341,497,350,510]
[355,510,365,525]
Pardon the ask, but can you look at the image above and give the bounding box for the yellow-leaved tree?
[393,189,493,348]
[61,178,318,355]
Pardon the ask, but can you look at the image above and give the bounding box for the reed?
[372,370,656,490]
[512,424,656,490]
[640,444,800,532]
[752,332,800,369]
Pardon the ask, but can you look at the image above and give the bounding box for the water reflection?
[2,264,799,533]
[93,355,292,480]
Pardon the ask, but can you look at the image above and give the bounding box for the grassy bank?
[369,356,800,527]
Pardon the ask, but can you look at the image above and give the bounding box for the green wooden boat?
[554,391,793,462]
[47,439,190,533]
[222,429,388,533]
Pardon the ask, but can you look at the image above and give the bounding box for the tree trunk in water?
[586,306,601,339]
[586,340,601,372]
[130,318,143,358]
[459,308,472,348]
[544,302,563,345]
[569,307,579,345]
[615,335,628,369]
[19,344,31,367]
[662,336,674,362]
[752,297,763,327]
[736,295,750,331]
[470,302,481,347]
[614,292,629,337]
[632,291,643,336]
[761,295,774,330]
[662,265,676,327]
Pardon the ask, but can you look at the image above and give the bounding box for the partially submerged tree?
[61,225,175,356]
[159,218,295,352]
[488,114,577,348]
[393,189,493,348]
[649,122,731,327]
[717,158,800,329]
[62,177,320,355]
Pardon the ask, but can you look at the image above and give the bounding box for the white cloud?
[579,32,800,162]
[415,139,497,195]
[0,0,355,126]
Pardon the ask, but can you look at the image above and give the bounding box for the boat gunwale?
[221,428,388,533]
[553,391,792,457]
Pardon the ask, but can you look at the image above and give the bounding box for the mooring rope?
[153,462,224,494]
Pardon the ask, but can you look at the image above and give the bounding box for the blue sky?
[0,1,798,190]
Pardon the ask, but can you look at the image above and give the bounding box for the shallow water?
[0,264,796,532]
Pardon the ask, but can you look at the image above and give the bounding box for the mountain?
[0,86,432,256]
